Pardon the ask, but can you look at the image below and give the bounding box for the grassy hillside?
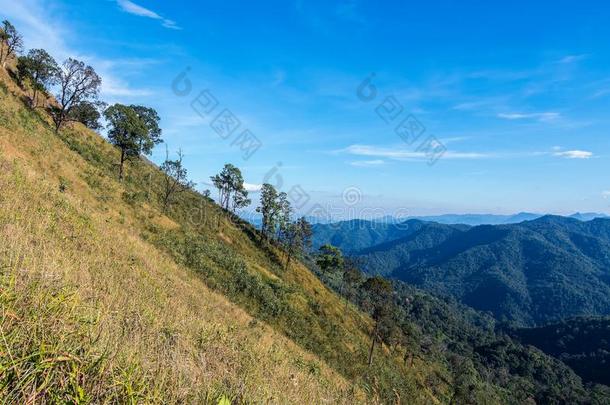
[0,70,365,402]
[0,62,455,403]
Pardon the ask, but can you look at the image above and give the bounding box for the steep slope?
[0,65,453,403]
[4,59,609,403]
[0,69,361,403]
[0,157,356,403]
[352,216,610,326]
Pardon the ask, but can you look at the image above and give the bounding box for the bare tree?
[160,147,195,212]
[50,58,101,133]
[0,20,23,68]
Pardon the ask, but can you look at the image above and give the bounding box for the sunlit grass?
[0,65,449,403]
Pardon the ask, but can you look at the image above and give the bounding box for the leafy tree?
[50,58,101,133]
[16,49,59,107]
[281,217,313,270]
[342,261,364,313]
[448,355,478,405]
[160,148,195,212]
[231,187,251,212]
[277,192,292,235]
[361,276,395,366]
[69,100,106,130]
[316,244,344,274]
[129,105,162,147]
[210,164,249,212]
[104,103,162,179]
[0,20,23,68]
[256,183,280,240]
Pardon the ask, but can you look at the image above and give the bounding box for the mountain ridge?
[314,215,610,326]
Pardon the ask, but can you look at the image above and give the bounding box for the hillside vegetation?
[0,56,455,403]
[0,67,365,403]
[513,317,610,386]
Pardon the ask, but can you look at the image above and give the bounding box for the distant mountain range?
[244,211,608,230]
[409,212,608,225]
[313,216,610,326]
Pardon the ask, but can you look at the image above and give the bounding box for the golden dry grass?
[0,64,449,404]
[0,139,362,403]
[0,67,367,403]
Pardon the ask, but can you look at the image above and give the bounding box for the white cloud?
[497,112,560,122]
[0,0,155,101]
[0,0,72,60]
[553,150,593,159]
[116,0,181,30]
[343,144,491,161]
[243,183,262,192]
[350,159,385,167]
[602,191,610,199]
[557,54,588,64]
[452,101,486,111]
[440,136,472,144]
[341,144,589,162]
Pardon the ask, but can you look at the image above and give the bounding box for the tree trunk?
[284,252,292,271]
[368,334,376,367]
[119,149,126,180]
[54,112,63,134]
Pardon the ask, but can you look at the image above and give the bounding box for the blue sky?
[2,0,610,218]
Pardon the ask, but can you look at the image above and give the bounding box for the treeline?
[208,164,314,270]
[0,20,188,204]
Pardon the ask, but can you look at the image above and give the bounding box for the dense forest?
[314,216,610,326]
[513,317,610,386]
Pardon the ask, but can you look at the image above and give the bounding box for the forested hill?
[513,317,610,386]
[320,216,610,326]
[312,219,468,253]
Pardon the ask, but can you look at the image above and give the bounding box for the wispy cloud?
[440,136,472,144]
[603,191,610,199]
[116,0,181,30]
[243,182,263,192]
[553,150,593,159]
[0,0,156,101]
[341,144,594,162]
[557,54,588,64]
[343,144,493,161]
[497,112,560,122]
[350,159,386,167]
